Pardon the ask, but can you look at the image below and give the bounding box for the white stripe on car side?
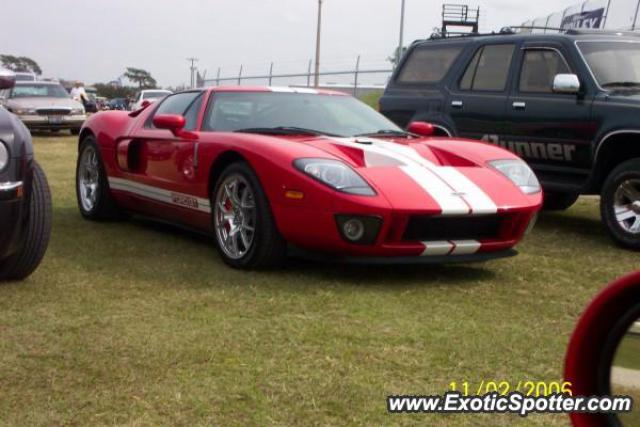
[108,177,211,213]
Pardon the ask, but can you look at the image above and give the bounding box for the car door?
[447,42,518,139]
[123,91,206,221]
[505,44,594,190]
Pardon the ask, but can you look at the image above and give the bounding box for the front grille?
[37,108,70,116]
[402,215,504,241]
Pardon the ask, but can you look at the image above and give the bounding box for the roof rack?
[441,4,480,37]
[429,26,515,40]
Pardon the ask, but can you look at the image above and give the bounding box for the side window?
[396,45,463,84]
[147,92,202,129]
[519,49,571,93]
[183,94,204,130]
[459,44,515,91]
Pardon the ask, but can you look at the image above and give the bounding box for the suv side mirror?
[0,69,16,90]
[407,121,435,137]
[553,74,580,94]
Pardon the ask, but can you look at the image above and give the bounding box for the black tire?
[0,161,52,281]
[70,128,81,135]
[211,162,287,269]
[600,158,640,250]
[542,191,580,211]
[76,136,121,220]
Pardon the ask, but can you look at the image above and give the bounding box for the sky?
[1,0,578,87]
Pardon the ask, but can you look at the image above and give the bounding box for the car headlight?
[294,158,376,196]
[13,107,37,115]
[70,107,85,115]
[489,159,541,194]
[0,142,8,171]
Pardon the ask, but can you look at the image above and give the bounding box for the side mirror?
[153,114,186,135]
[0,69,16,90]
[553,74,581,94]
[141,100,151,108]
[407,121,435,137]
[565,271,640,426]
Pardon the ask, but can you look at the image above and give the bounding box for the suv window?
[519,49,570,93]
[148,91,203,130]
[459,44,515,91]
[396,45,463,84]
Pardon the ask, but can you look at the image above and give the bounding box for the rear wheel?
[0,162,52,281]
[76,136,121,220]
[212,162,286,269]
[542,191,579,211]
[601,158,640,250]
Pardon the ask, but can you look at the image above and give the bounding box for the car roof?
[412,29,640,48]
[204,86,348,96]
[15,80,61,85]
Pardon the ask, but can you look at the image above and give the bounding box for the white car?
[130,89,172,110]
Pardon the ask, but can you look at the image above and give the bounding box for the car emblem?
[451,191,466,197]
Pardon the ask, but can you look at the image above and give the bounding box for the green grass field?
[0,134,638,426]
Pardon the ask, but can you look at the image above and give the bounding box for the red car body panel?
[80,87,542,260]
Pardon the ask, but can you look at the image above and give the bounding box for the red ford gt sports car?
[75,86,542,268]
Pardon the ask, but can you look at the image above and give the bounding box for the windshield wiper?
[234,126,340,137]
[602,81,640,88]
[354,129,412,138]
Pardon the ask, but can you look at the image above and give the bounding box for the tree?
[0,54,42,75]
[387,46,408,66]
[124,67,157,89]
[93,83,137,99]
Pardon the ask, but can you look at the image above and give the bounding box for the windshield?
[578,41,640,88]
[11,83,70,98]
[143,91,171,99]
[203,92,402,137]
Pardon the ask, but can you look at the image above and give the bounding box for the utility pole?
[186,57,199,88]
[397,0,406,67]
[314,0,323,88]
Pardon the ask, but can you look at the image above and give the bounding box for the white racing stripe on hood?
[329,137,497,215]
[401,165,469,214]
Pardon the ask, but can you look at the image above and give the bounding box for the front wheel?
[0,162,52,281]
[212,162,286,269]
[600,158,640,250]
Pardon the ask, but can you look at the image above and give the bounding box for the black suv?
[380,29,640,249]
[0,70,52,280]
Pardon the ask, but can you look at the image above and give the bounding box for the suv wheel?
[542,192,579,211]
[601,158,640,250]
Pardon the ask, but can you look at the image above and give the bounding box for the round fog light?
[343,218,365,242]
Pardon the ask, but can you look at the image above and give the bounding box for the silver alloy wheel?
[214,174,257,259]
[78,146,100,212]
[614,178,640,234]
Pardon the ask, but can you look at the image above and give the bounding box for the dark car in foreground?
[380,29,640,250]
[0,70,52,280]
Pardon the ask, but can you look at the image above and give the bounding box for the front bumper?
[17,114,86,130]
[0,180,26,260]
[274,204,538,261]
[0,181,23,201]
